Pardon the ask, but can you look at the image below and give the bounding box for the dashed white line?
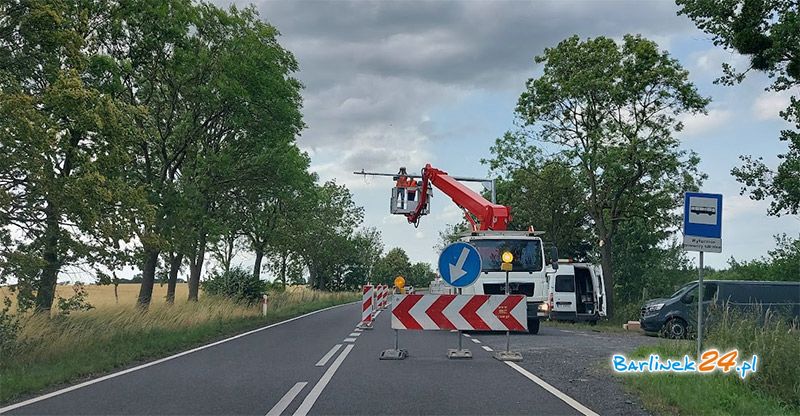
[293,344,354,416]
[348,332,360,337]
[470,338,481,344]
[482,345,493,352]
[315,344,342,367]
[504,361,599,416]
[462,333,472,338]
[343,338,357,343]
[266,382,307,416]
[353,328,363,332]
[373,310,382,318]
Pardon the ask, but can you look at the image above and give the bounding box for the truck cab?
[547,261,606,323]
[456,230,549,334]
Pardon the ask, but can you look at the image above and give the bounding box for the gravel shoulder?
[476,324,661,415]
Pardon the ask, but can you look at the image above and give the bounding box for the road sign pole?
[448,287,472,359]
[505,270,510,353]
[697,251,704,359]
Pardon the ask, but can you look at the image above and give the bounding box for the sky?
[209,0,800,275]
[59,0,796,283]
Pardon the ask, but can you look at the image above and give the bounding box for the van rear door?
[553,274,577,314]
[593,265,607,317]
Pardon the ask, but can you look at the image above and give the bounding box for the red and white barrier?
[379,284,388,309]
[359,284,374,328]
[391,294,528,332]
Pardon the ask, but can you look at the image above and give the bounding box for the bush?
[202,267,265,304]
[0,297,21,357]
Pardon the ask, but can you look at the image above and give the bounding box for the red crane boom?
[401,164,511,231]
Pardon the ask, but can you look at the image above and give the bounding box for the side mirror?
[550,247,559,270]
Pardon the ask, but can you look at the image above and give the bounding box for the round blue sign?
[438,242,482,288]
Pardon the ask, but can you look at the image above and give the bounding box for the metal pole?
[505,270,510,352]
[395,329,399,351]
[697,251,704,359]
[458,287,463,351]
[491,179,496,204]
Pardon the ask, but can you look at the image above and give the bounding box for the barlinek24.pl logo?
[612,349,757,379]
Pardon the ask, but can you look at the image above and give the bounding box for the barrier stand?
[447,288,471,359]
[357,284,374,329]
[493,252,523,362]
[380,291,408,360]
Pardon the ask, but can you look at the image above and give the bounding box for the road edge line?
[504,361,599,416]
[0,301,358,414]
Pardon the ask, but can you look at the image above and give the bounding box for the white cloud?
[678,109,733,137]
[752,91,792,121]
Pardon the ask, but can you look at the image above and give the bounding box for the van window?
[555,275,575,292]
[703,283,718,301]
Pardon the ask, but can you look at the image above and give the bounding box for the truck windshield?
[470,239,543,272]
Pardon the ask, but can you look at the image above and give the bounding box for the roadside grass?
[0,283,193,313]
[621,309,800,415]
[0,289,357,404]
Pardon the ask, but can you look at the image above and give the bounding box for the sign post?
[438,242,482,359]
[682,192,722,359]
[380,276,408,360]
[494,251,523,362]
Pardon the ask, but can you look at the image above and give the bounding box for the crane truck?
[359,164,554,334]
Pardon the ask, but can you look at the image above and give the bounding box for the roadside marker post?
[683,192,723,359]
[261,294,269,317]
[358,285,374,329]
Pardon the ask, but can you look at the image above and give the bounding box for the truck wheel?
[662,318,688,339]
[528,318,540,334]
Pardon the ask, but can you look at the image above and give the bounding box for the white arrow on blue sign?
[438,242,482,288]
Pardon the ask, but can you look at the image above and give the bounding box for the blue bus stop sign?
[438,242,482,288]
[683,192,722,253]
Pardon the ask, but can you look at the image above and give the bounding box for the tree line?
[0,0,425,313]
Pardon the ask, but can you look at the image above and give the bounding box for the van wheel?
[528,318,540,334]
[662,318,688,339]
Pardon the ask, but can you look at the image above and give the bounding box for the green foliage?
[708,234,800,281]
[55,283,94,316]
[677,0,800,216]
[202,267,265,305]
[373,247,412,286]
[408,262,437,287]
[0,296,20,358]
[501,34,708,316]
[436,223,470,252]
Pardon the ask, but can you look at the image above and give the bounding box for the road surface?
[1,301,654,415]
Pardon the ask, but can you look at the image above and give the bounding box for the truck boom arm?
[407,164,510,231]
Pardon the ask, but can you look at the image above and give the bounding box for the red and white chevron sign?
[391,294,528,332]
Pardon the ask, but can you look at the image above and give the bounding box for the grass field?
[0,283,193,313]
[0,285,358,404]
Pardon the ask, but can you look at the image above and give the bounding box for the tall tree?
[512,35,708,316]
[484,133,591,258]
[677,0,799,215]
[373,248,412,286]
[0,0,143,312]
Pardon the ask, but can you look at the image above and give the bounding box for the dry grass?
[0,283,193,313]
[0,286,357,403]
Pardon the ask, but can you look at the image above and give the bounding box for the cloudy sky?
[221,0,797,273]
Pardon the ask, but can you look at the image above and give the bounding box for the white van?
[547,261,607,323]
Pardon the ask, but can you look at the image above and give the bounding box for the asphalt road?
[2,302,655,415]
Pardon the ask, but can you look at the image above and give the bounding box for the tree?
[677,0,800,215]
[512,35,708,316]
[373,248,412,286]
[436,223,469,252]
[484,133,591,258]
[0,0,143,312]
[408,262,437,287]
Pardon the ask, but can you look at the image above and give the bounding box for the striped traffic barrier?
[391,294,528,331]
[358,284,374,329]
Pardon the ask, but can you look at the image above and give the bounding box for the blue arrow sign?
[438,242,482,288]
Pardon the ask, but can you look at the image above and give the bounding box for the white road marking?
[482,345,493,352]
[266,382,307,416]
[293,344,354,416]
[470,338,481,344]
[348,332,360,337]
[0,301,357,414]
[353,328,363,332]
[315,344,342,367]
[343,338,357,343]
[373,310,381,318]
[462,333,472,338]
[504,361,599,416]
